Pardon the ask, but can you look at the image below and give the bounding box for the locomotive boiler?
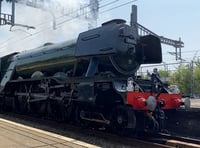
[0,19,186,134]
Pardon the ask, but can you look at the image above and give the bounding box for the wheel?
[110,105,136,136]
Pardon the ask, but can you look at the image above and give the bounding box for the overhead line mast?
[0,0,35,29]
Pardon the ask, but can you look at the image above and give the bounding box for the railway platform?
[0,118,100,148]
[191,99,200,108]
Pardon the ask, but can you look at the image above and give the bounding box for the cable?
[56,0,119,26]
[31,0,105,28]
[100,0,136,14]
[23,0,117,29]
[99,0,119,8]
[56,0,133,27]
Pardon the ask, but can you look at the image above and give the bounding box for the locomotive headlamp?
[146,96,157,111]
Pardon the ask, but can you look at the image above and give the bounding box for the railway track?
[0,111,199,148]
[138,132,200,148]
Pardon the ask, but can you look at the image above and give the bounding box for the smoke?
[55,0,85,8]
[0,0,89,56]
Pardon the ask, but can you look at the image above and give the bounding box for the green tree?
[193,59,200,95]
[159,69,170,77]
[171,64,191,95]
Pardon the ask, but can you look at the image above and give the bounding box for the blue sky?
[1,0,200,65]
[103,0,200,63]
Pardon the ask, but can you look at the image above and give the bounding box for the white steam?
[0,0,89,56]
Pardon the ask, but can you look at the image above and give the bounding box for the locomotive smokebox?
[76,19,162,75]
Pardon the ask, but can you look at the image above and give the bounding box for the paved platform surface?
[191,99,200,108]
[0,118,100,148]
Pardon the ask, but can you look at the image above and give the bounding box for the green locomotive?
[0,19,164,134]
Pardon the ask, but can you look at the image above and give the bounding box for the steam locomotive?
[0,19,187,133]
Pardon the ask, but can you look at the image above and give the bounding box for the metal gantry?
[137,22,184,61]
[0,0,14,26]
[0,0,35,29]
[130,5,184,61]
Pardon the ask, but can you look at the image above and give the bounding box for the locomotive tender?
[0,19,185,133]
